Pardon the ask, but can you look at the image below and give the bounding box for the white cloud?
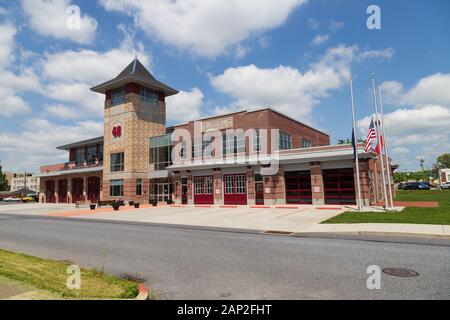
[358,71,450,170]
[0,94,32,117]
[44,104,80,119]
[329,20,344,31]
[210,44,393,120]
[0,119,103,172]
[99,0,306,57]
[0,23,16,66]
[311,34,329,46]
[307,18,320,30]
[358,48,395,60]
[21,0,98,44]
[166,88,204,124]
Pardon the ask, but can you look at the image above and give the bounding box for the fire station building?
[38,59,393,207]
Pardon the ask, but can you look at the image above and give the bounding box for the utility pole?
[420,159,425,181]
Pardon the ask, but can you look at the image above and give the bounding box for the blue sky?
[0,0,449,173]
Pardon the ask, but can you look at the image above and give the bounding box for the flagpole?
[378,81,395,210]
[350,75,362,211]
[371,73,389,210]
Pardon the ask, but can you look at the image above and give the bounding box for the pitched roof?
[90,58,179,96]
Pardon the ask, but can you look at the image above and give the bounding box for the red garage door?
[46,180,56,203]
[285,171,312,205]
[193,176,214,205]
[323,169,356,205]
[224,174,247,205]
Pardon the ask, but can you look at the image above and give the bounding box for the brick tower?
[91,58,178,203]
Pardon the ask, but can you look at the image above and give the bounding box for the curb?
[135,284,149,300]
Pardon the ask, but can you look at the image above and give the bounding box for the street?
[0,213,448,299]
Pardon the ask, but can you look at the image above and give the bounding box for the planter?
[112,204,120,211]
[129,201,134,206]
[150,200,157,207]
[90,204,96,210]
[134,203,140,209]
[167,199,173,205]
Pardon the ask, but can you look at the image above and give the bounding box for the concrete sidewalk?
[0,203,449,240]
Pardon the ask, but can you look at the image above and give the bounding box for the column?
[186,172,193,205]
[55,180,59,204]
[67,177,73,204]
[274,167,285,205]
[310,163,325,205]
[213,169,223,205]
[83,176,88,202]
[173,174,181,205]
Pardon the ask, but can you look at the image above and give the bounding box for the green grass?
[0,249,139,299]
[322,190,450,225]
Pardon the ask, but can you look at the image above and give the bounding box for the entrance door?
[285,171,312,204]
[46,180,56,203]
[255,182,264,205]
[87,177,100,203]
[72,178,84,203]
[193,176,214,205]
[58,180,68,203]
[323,169,356,205]
[181,178,188,205]
[223,174,247,205]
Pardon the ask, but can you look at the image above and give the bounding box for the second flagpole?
[350,75,362,211]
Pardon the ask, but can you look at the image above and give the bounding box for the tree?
[0,163,8,191]
[437,153,450,168]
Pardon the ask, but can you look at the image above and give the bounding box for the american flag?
[364,117,377,152]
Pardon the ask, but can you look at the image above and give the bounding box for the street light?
[420,158,425,181]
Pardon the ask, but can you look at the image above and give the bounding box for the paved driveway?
[0,203,346,233]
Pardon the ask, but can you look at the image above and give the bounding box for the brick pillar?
[67,177,73,204]
[213,170,223,205]
[186,173,193,205]
[310,163,324,205]
[263,175,276,205]
[173,174,181,205]
[55,180,59,204]
[357,160,371,206]
[246,168,255,205]
[83,176,88,202]
[274,167,285,205]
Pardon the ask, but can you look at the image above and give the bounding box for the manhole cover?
[220,292,232,298]
[382,268,420,277]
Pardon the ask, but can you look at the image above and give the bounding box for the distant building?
[10,173,40,193]
[439,168,450,184]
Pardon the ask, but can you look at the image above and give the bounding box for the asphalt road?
[0,213,449,299]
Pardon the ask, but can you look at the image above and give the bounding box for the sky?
[0,0,449,173]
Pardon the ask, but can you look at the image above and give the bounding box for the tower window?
[279,132,293,150]
[301,138,312,148]
[110,179,124,197]
[110,153,124,172]
[111,87,125,106]
[140,87,158,105]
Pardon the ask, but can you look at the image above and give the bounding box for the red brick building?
[38,58,394,207]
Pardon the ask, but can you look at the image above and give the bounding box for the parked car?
[403,182,430,190]
[441,182,450,190]
[397,182,407,190]
[3,197,22,202]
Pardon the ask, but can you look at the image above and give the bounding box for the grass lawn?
[322,190,450,225]
[0,249,139,299]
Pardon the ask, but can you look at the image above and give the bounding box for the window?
[136,179,142,196]
[76,148,85,164]
[194,177,203,194]
[252,129,261,152]
[149,134,173,170]
[110,153,124,172]
[193,136,214,158]
[87,146,97,164]
[235,175,246,194]
[204,176,213,194]
[111,87,125,106]
[224,175,234,194]
[279,132,293,150]
[110,179,124,197]
[140,87,158,105]
[301,138,312,148]
[224,132,246,155]
[98,145,104,162]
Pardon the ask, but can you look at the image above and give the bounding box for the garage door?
[323,168,356,205]
[193,176,214,205]
[285,171,312,204]
[224,174,247,205]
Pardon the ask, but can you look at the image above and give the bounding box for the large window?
[111,87,125,106]
[252,129,261,152]
[87,146,97,164]
[193,136,214,158]
[224,132,245,155]
[279,132,293,150]
[110,153,124,172]
[110,179,124,197]
[76,148,85,164]
[149,134,173,171]
[140,87,158,105]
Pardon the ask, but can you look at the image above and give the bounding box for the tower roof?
[90,58,179,96]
